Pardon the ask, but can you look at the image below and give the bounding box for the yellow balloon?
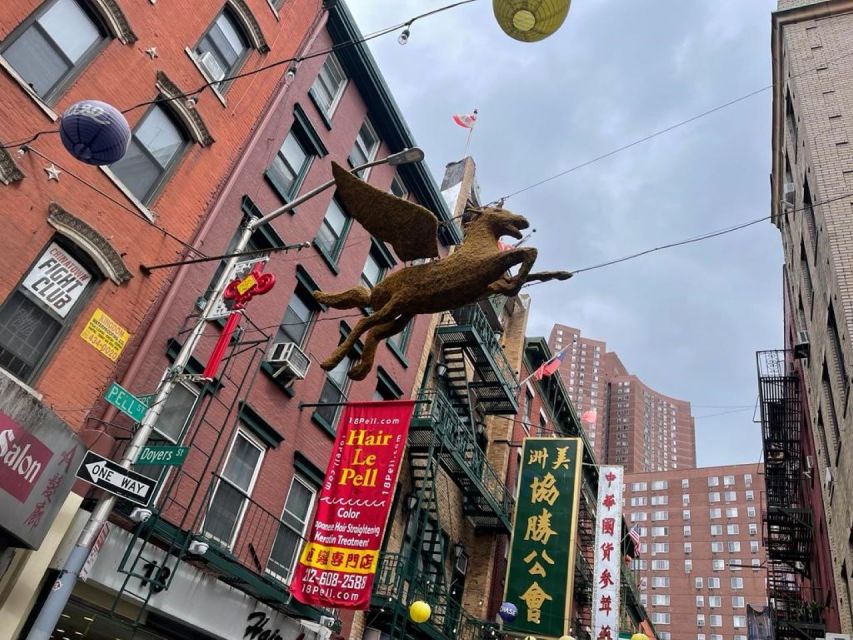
[631,634,650,640]
[409,600,431,623]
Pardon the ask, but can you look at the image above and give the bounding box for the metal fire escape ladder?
[756,351,824,640]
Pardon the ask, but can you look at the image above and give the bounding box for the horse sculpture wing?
[331,162,440,262]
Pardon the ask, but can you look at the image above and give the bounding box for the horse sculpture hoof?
[348,362,371,381]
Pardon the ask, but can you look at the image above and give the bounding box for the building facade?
[548,324,696,472]
[768,0,853,634]
[0,0,324,635]
[624,465,767,640]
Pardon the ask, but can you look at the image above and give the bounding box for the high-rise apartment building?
[624,465,767,640]
[767,0,853,634]
[548,324,696,472]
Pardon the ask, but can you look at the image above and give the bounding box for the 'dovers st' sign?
[290,401,414,609]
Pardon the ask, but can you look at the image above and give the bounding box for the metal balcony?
[437,305,519,414]
[410,391,514,532]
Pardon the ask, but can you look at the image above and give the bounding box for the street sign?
[136,445,189,466]
[76,451,156,506]
[104,382,149,423]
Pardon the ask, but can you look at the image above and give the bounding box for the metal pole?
[26,149,422,639]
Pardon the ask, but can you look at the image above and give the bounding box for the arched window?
[1,0,109,103]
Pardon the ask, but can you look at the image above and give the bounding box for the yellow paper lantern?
[409,600,431,623]
[631,634,650,640]
[492,0,571,42]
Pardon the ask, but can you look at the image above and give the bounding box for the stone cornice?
[227,0,270,53]
[91,0,137,44]
[0,147,24,185]
[155,71,214,146]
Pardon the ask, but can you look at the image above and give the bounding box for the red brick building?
[0,0,323,635]
[548,324,696,472]
[624,464,767,640]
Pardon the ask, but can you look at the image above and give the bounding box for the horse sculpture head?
[462,206,530,241]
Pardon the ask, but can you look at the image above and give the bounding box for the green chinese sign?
[504,438,583,639]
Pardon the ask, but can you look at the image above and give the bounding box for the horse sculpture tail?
[313,286,371,309]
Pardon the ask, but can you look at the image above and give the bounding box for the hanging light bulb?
[398,27,411,45]
[492,0,571,42]
[285,65,297,82]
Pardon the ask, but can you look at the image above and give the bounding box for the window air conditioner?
[783,182,796,205]
[794,330,810,360]
[198,51,225,82]
[319,616,336,629]
[265,342,311,380]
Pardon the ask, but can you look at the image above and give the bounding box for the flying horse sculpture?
[314,162,572,381]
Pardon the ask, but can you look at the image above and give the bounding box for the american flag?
[628,525,642,555]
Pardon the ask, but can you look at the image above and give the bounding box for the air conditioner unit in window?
[794,330,810,360]
[319,616,336,629]
[198,51,225,82]
[783,182,796,205]
[264,342,310,380]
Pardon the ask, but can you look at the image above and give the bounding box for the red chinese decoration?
[600,541,614,562]
[598,594,612,615]
[602,493,616,510]
[605,471,616,485]
[598,569,614,588]
[597,625,612,640]
[601,517,615,536]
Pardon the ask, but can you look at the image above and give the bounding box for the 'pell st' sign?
[104,382,148,423]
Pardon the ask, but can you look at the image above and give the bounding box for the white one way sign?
[76,451,156,506]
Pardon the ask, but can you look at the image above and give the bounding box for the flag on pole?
[533,347,567,381]
[452,112,478,129]
[581,408,597,423]
[628,525,642,556]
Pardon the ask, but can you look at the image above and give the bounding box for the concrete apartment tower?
[624,465,767,640]
[766,0,853,634]
[548,324,696,472]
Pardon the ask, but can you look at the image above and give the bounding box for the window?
[684,525,692,537]
[267,130,312,201]
[652,511,668,521]
[315,198,350,260]
[695,577,703,589]
[727,525,740,536]
[712,559,725,571]
[310,53,346,117]
[708,476,719,487]
[652,576,670,588]
[632,482,648,491]
[0,240,98,382]
[696,595,704,607]
[731,577,744,590]
[652,560,670,570]
[631,512,648,522]
[724,491,737,502]
[711,542,724,553]
[685,559,693,572]
[194,9,249,88]
[203,431,264,547]
[709,492,720,503]
[750,540,760,554]
[745,490,754,501]
[710,615,722,628]
[651,527,668,537]
[744,473,752,486]
[735,636,747,640]
[747,506,756,518]
[683,510,691,520]
[710,508,722,519]
[631,496,648,507]
[698,635,706,640]
[153,382,199,442]
[110,106,189,204]
[683,494,690,505]
[696,614,705,627]
[682,478,690,489]
[726,507,739,518]
[684,542,692,554]
[267,476,316,583]
[653,543,669,553]
[653,594,670,606]
[651,495,668,505]
[710,635,723,640]
[708,577,720,589]
[348,119,379,177]
[732,596,745,608]
[723,475,735,486]
[2,0,107,102]
[633,559,647,571]
[390,174,408,199]
[748,523,758,536]
[314,351,353,429]
[752,558,761,569]
[387,318,412,357]
[659,634,671,640]
[361,246,387,290]
[651,480,668,490]
[276,283,317,348]
[711,525,723,536]
[652,613,670,625]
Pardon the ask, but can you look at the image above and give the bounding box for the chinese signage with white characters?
[504,438,583,639]
[592,465,624,640]
[21,242,92,318]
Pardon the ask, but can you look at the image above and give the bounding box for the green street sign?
[104,382,149,423]
[136,445,189,466]
[136,394,156,408]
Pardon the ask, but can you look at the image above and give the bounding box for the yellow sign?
[236,274,257,295]
[81,308,129,362]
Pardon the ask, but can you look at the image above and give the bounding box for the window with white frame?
[730,558,743,571]
[750,541,760,553]
[683,494,690,505]
[683,509,692,520]
[310,53,346,118]
[727,525,740,536]
[348,119,379,177]
[640,543,648,554]
[744,473,752,486]
[685,559,693,572]
[723,475,735,486]
[747,506,756,518]
[631,496,648,507]
[711,542,724,553]
[711,524,723,536]
[709,492,720,503]
[682,478,689,489]
[1,0,108,102]
[696,614,705,627]
[684,525,692,537]
[724,491,737,502]
[652,511,668,521]
[696,595,704,607]
[267,476,316,583]
[652,576,670,588]
[651,495,668,505]
[731,577,744,590]
[315,198,350,261]
[710,508,721,519]
[735,636,747,640]
[651,480,668,490]
[708,577,720,589]
[726,507,739,518]
[653,542,669,553]
[733,616,746,628]
[652,613,670,625]
[652,560,670,570]
[712,559,725,571]
[708,476,719,487]
[732,596,745,608]
[684,542,692,554]
[698,634,706,640]
[746,490,754,501]
[651,526,668,536]
[653,594,670,606]
[710,615,722,628]
[752,558,761,569]
[659,634,671,640]
[748,523,758,536]
[203,431,264,547]
[632,482,648,491]
[710,635,723,640]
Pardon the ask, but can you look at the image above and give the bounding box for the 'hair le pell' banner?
[291,400,414,609]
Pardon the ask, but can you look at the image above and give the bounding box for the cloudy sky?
[348,0,779,468]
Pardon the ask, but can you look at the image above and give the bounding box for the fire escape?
[756,350,824,640]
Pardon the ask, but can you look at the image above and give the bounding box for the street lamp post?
[26,148,424,639]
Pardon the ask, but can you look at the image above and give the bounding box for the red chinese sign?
[291,401,414,609]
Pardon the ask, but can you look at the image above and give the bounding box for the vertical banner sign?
[504,438,583,639]
[291,401,414,609]
[592,466,624,640]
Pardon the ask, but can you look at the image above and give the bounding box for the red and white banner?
[592,466,624,640]
[452,112,477,129]
[291,401,414,609]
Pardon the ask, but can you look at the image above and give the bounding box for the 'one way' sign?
[76,451,157,506]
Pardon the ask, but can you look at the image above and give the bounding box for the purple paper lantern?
[499,602,518,623]
[59,100,130,165]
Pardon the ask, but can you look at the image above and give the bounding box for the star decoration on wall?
[145,47,158,59]
[44,164,61,182]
